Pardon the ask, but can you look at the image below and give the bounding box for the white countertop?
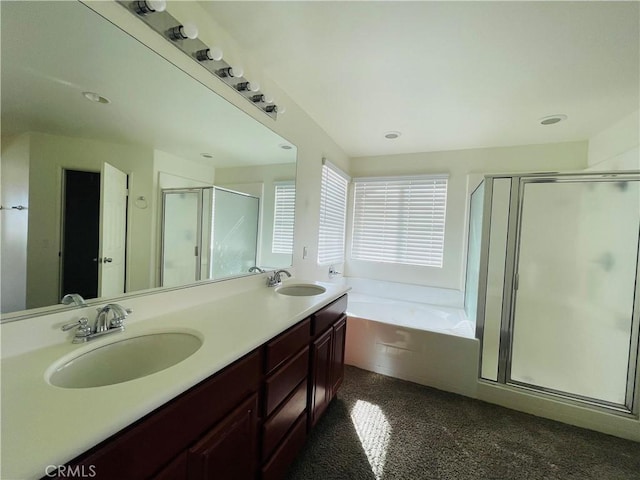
[1,281,349,480]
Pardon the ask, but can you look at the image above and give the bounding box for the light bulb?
[262,94,274,104]
[182,22,198,39]
[197,47,224,62]
[277,105,286,114]
[229,66,244,78]
[135,0,166,14]
[147,0,166,12]
[209,47,223,61]
[248,81,260,92]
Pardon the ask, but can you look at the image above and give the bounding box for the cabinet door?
[188,393,259,480]
[309,328,332,428]
[331,316,347,397]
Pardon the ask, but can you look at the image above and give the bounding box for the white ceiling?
[201,1,640,157]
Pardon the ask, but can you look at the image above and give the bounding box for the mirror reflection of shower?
[161,187,259,287]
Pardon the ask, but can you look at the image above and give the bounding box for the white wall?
[0,134,30,313]
[587,109,640,171]
[347,141,588,290]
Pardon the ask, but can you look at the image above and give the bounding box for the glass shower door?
[509,178,640,408]
[161,190,202,287]
[209,188,259,279]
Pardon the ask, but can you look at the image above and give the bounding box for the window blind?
[272,182,295,254]
[318,161,349,265]
[351,175,448,267]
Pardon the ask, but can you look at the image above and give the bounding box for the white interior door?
[99,162,127,297]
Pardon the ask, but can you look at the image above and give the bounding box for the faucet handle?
[61,317,92,342]
[61,317,89,331]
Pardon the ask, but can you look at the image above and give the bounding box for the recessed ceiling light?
[539,114,567,125]
[201,153,213,159]
[279,144,293,150]
[384,131,401,139]
[82,91,110,104]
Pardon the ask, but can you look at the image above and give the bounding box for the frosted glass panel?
[162,192,200,287]
[481,178,511,381]
[210,189,259,278]
[511,180,640,404]
[464,181,484,324]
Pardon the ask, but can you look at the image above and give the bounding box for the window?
[318,160,349,265]
[272,182,295,254]
[351,175,448,267]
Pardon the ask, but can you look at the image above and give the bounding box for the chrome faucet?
[267,269,291,287]
[61,293,87,307]
[328,266,342,278]
[61,303,131,343]
[95,303,131,332]
[249,266,266,273]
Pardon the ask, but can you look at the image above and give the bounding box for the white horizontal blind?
[272,183,295,254]
[318,162,349,265]
[351,176,448,267]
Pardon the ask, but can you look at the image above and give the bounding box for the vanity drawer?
[261,413,307,480]
[262,379,308,461]
[264,346,309,417]
[265,318,310,374]
[312,294,348,336]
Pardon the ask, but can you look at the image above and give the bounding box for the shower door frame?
[477,171,640,417]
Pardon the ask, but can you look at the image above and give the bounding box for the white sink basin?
[48,332,202,389]
[276,284,327,297]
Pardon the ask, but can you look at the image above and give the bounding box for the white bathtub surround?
[345,277,464,307]
[347,293,473,338]
[0,278,349,479]
[346,317,479,398]
[343,278,478,397]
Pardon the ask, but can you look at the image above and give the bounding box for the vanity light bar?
[119,1,281,120]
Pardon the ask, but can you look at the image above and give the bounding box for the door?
[98,162,128,297]
[61,170,100,300]
[509,178,640,408]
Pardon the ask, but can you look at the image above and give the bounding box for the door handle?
[103,257,113,263]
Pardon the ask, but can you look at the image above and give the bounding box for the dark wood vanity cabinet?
[187,393,259,479]
[55,295,347,480]
[309,295,348,429]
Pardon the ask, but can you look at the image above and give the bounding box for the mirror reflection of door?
[60,163,128,300]
[98,162,128,297]
[61,169,100,300]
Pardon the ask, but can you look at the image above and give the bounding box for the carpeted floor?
[287,366,640,480]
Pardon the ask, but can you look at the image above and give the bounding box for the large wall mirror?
[1,1,297,319]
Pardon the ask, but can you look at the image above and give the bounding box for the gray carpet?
[287,366,640,480]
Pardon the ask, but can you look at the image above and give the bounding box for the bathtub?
[343,278,480,397]
[346,292,475,338]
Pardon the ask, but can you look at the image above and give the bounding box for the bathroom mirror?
[0,1,297,318]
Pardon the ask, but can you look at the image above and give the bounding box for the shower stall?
[467,172,640,415]
[161,187,259,287]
